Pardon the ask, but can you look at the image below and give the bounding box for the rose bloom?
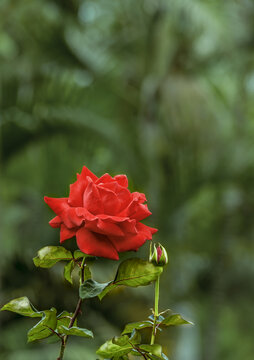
[45,166,157,260]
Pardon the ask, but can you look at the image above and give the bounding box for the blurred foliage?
[1,0,254,359]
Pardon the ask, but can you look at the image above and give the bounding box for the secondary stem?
[150,275,160,345]
[57,259,86,360]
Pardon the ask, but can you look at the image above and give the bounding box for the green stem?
[150,275,160,345]
[57,259,86,360]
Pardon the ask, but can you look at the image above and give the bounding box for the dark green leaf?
[27,308,57,342]
[122,321,153,335]
[64,260,75,284]
[33,246,72,268]
[58,325,93,338]
[0,297,42,318]
[79,279,112,299]
[99,258,163,300]
[114,258,163,287]
[161,314,193,326]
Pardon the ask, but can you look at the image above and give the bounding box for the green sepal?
[27,308,57,342]
[79,279,112,299]
[122,320,153,334]
[64,260,75,284]
[33,246,72,268]
[161,313,193,326]
[0,297,42,318]
[96,330,140,358]
[99,258,163,300]
[57,325,93,338]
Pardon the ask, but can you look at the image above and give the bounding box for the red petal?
[83,178,103,214]
[85,218,124,237]
[114,174,128,187]
[132,192,147,203]
[109,232,147,253]
[130,204,152,221]
[49,216,62,228]
[45,197,83,228]
[95,173,113,184]
[69,174,87,207]
[76,227,119,260]
[109,222,157,252]
[80,166,98,182]
[69,166,98,207]
[44,197,69,215]
[60,224,77,243]
[119,219,137,235]
[97,186,120,215]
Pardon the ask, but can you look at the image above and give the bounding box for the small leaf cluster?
[0,297,93,343]
[96,329,166,359]
[1,246,94,344]
[96,310,192,359]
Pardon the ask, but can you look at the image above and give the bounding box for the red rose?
[44,166,157,260]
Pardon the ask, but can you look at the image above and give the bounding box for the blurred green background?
[1,0,254,359]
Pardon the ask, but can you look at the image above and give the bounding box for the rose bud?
[149,243,168,266]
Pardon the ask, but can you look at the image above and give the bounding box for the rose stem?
[150,275,160,345]
[57,258,86,360]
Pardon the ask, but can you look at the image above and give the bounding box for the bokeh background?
[1,0,254,359]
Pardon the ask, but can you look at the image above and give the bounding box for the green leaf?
[27,308,57,342]
[0,297,42,318]
[58,325,93,338]
[161,314,193,326]
[33,246,72,268]
[64,260,75,284]
[112,335,129,346]
[114,258,163,287]
[98,282,116,300]
[56,311,77,328]
[79,279,112,299]
[99,258,163,300]
[139,344,162,357]
[122,320,153,334]
[96,331,140,358]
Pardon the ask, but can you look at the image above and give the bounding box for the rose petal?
[44,197,70,215]
[60,224,77,243]
[49,216,62,228]
[97,186,120,215]
[76,227,119,260]
[69,167,98,207]
[130,203,152,221]
[85,218,124,237]
[95,173,113,184]
[114,174,128,187]
[109,222,157,252]
[83,177,103,214]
